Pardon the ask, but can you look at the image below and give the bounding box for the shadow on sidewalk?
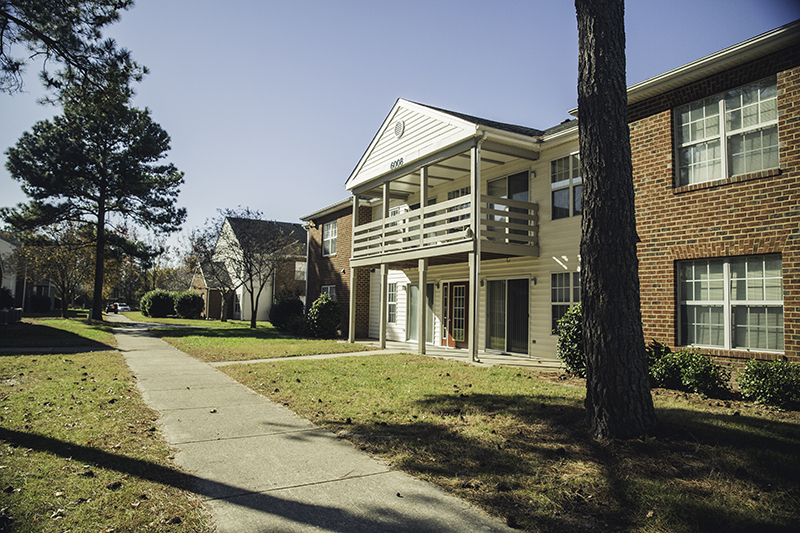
[0,427,471,533]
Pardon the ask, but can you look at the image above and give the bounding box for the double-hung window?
[321,285,336,301]
[679,255,783,351]
[675,76,778,186]
[322,220,337,256]
[551,154,582,220]
[387,282,397,323]
[551,272,580,332]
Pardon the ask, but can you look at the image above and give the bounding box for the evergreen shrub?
[738,359,800,408]
[140,289,175,318]
[174,291,204,319]
[306,294,340,339]
[648,347,731,396]
[270,296,305,332]
[555,303,585,377]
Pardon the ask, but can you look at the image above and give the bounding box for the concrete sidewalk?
[109,316,516,533]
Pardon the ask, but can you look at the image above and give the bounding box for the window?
[488,171,529,243]
[551,272,580,331]
[387,283,397,323]
[322,220,337,256]
[551,154,581,220]
[675,76,778,186]
[321,285,336,301]
[448,186,471,231]
[679,255,783,351]
[295,261,306,281]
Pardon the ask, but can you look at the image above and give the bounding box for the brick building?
[629,21,800,364]
[301,198,372,337]
[301,20,798,366]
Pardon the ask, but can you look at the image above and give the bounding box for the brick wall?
[306,203,372,337]
[631,62,800,364]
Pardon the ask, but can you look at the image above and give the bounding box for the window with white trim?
[551,154,581,220]
[675,76,778,186]
[322,220,337,256]
[321,285,336,301]
[679,255,783,351]
[295,261,306,281]
[387,282,397,323]
[551,272,580,332]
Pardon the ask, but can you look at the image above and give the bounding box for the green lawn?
[220,354,800,533]
[0,314,116,350]
[0,350,212,532]
[129,314,376,363]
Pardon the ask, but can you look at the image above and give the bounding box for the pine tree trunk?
[576,0,657,439]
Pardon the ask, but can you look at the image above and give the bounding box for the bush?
[0,287,13,308]
[174,291,204,319]
[140,289,175,318]
[286,313,307,337]
[648,347,731,396]
[554,303,584,377]
[270,297,305,332]
[305,294,341,339]
[738,359,800,408]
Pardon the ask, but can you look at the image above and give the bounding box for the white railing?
[351,193,539,260]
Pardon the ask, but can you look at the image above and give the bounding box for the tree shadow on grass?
[0,427,509,533]
[151,325,288,341]
[0,320,115,353]
[330,392,800,533]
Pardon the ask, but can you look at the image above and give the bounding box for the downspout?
[469,132,487,363]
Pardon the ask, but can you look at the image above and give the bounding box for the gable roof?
[224,218,307,255]
[196,260,234,290]
[345,99,543,194]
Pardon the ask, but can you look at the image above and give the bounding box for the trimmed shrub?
[738,359,800,408]
[0,287,14,308]
[270,297,305,332]
[649,348,731,396]
[174,291,204,319]
[286,313,308,337]
[554,303,584,377]
[306,294,341,339]
[140,289,175,318]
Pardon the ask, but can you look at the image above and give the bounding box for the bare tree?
[18,222,93,317]
[576,0,657,439]
[191,208,304,327]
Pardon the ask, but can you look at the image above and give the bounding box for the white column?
[379,263,388,349]
[418,258,427,355]
[469,141,482,363]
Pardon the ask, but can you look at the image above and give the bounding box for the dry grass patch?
[220,353,800,533]
[0,351,212,532]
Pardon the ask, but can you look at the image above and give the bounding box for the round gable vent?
[394,120,405,139]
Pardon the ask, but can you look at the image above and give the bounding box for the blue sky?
[1,0,798,250]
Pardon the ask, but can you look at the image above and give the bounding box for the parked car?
[106,303,118,313]
[117,303,131,312]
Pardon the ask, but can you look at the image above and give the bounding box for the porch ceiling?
[358,144,528,199]
[355,249,531,271]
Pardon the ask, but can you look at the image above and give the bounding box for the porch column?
[379,263,388,349]
[418,258,427,355]
[348,195,359,343]
[468,140,483,362]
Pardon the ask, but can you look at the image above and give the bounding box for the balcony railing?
[352,193,539,261]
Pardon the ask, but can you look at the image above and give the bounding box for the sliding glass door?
[486,278,529,354]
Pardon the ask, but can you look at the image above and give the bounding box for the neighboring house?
[0,234,19,305]
[301,198,373,337]
[190,261,232,319]
[325,20,798,367]
[211,217,306,322]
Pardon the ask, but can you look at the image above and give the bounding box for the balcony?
[351,192,539,268]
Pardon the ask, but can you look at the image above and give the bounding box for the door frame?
[443,280,469,349]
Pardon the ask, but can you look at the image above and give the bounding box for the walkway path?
[107,315,515,533]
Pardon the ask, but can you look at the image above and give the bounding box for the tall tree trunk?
[576,0,657,439]
[92,203,106,321]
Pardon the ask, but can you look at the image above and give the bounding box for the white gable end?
[346,99,479,192]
